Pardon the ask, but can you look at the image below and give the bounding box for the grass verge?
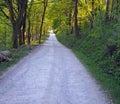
[0,45,33,75]
[73,49,119,104]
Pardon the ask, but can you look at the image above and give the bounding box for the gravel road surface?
[0,31,111,104]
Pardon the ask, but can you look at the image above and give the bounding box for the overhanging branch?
[0,7,9,19]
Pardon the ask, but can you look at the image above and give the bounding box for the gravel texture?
[0,32,111,104]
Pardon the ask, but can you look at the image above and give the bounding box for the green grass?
[56,33,120,104]
[73,49,120,104]
[0,45,33,75]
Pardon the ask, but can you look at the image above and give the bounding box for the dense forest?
[48,0,120,81]
[0,0,120,103]
[0,0,50,49]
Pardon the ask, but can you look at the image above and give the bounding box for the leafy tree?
[27,0,49,43]
[5,0,28,48]
[27,0,34,45]
[74,0,79,37]
[39,0,48,43]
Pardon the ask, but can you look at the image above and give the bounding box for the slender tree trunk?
[31,25,34,41]
[68,8,73,34]
[105,0,110,23]
[90,0,94,28]
[27,0,34,45]
[115,0,119,22]
[22,10,27,44]
[39,0,48,43]
[71,26,73,34]
[74,0,79,38]
[27,18,31,45]
[19,25,23,45]
[39,20,44,43]
[18,0,28,45]
[35,25,38,40]
[44,26,46,35]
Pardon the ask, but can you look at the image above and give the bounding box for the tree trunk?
[27,11,31,45]
[115,0,119,22]
[27,0,34,45]
[12,24,18,48]
[27,18,31,45]
[68,8,73,34]
[74,0,79,38]
[22,10,27,44]
[18,1,28,45]
[105,0,110,23]
[6,0,28,48]
[19,25,23,45]
[35,25,38,40]
[90,0,94,28]
[39,0,48,43]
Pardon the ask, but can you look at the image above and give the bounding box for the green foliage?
[28,0,50,42]
[31,34,49,45]
[0,23,12,50]
[57,31,76,47]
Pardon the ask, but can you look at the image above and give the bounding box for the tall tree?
[105,0,110,22]
[27,0,34,45]
[90,0,95,28]
[5,0,28,48]
[74,0,79,38]
[39,0,48,43]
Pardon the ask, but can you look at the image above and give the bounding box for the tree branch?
[0,7,9,19]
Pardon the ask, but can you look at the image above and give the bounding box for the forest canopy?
[0,0,120,48]
[0,0,50,49]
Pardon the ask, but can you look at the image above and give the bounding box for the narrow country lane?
[0,31,111,104]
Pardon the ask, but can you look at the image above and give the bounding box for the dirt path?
[0,32,111,104]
